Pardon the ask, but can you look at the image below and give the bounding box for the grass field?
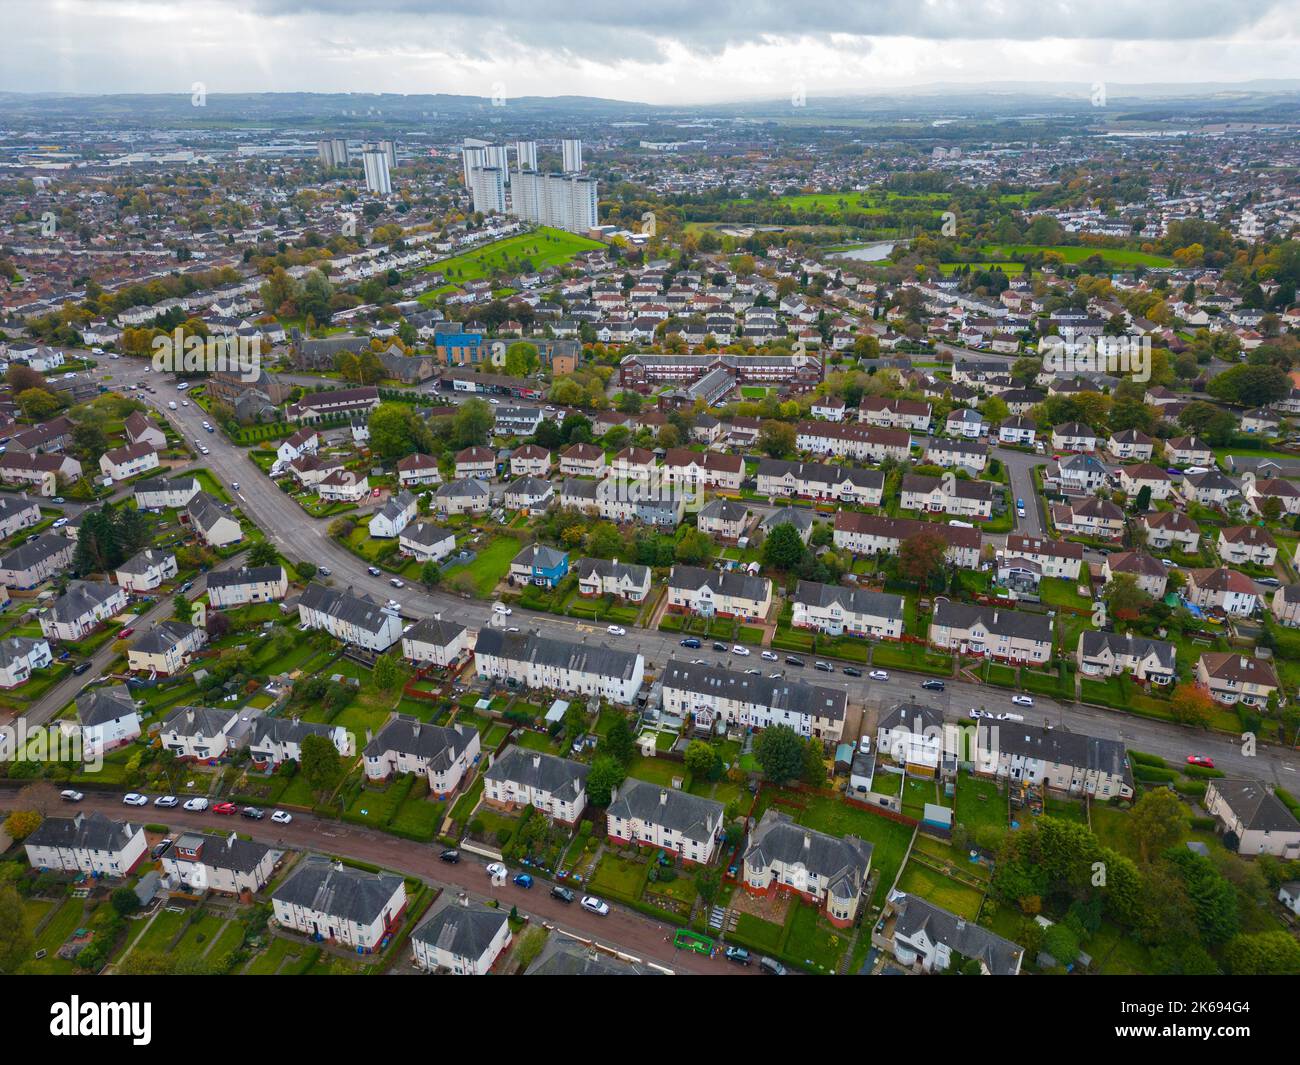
[897,861,985,920]
[977,243,1175,267]
[421,228,605,298]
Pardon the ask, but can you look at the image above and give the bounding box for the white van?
[947,519,974,529]
[492,603,512,616]
[168,401,177,410]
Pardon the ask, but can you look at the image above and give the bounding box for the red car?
[118,627,135,638]
[212,802,238,815]
[1187,755,1215,769]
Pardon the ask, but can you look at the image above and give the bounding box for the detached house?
[1204,780,1300,858]
[606,779,724,866]
[114,548,177,593]
[398,522,457,564]
[1102,550,1169,598]
[185,491,242,548]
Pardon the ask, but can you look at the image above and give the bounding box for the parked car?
[758,956,788,975]
[122,793,148,806]
[241,806,264,820]
[486,862,508,879]
[270,810,292,824]
[439,849,461,864]
[785,656,805,667]
[231,482,239,491]
[151,839,174,860]
[968,709,995,720]
[814,660,834,672]
[843,666,863,677]
[153,795,178,808]
[512,873,534,889]
[390,577,404,588]
[71,661,92,676]
[213,802,238,815]
[1187,755,1215,768]
[867,669,888,681]
[182,797,209,812]
[680,638,701,649]
[712,641,727,652]
[59,789,84,803]
[550,885,575,903]
[731,645,750,656]
[492,603,512,616]
[724,946,752,966]
[118,627,135,639]
[607,625,626,636]
[1011,695,1034,707]
[318,567,331,576]
[367,566,382,577]
[1017,507,1026,518]
[580,895,610,916]
[921,679,946,691]
[760,651,779,662]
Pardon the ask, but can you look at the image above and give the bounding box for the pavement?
[61,355,1300,790]
[1,783,752,976]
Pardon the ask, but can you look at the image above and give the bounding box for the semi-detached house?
[606,778,725,865]
[483,745,589,824]
[666,565,772,621]
[790,580,905,640]
[929,599,1053,665]
[272,857,407,953]
[363,715,481,797]
[660,659,846,742]
[24,812,146,877]
[473,629,645,705]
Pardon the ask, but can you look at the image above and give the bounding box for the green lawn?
[454,537,518,598]
[897,861,985,920]
[421,228,606,298]
[955,773,1007,836]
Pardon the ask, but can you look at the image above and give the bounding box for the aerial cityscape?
[1,1,1299,1005]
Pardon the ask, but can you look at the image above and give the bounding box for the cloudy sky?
[4,0,1300,104]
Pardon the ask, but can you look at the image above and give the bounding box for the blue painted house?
[509,544,570,588]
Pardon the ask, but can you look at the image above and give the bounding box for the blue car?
[513,873,534,889]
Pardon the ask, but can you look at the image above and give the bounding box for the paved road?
[4,784,750,976]
[64,359,1300,791]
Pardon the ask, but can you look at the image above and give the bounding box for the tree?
[1128,787,1187,863]
[110,887,140,917]
[762,523,807,571]
[173,594,192,623]
[695,865,723,908]
[504,341,540,377]
[17,387,62,421]
[372,652,405,692]
[1222,930,1300,974]
[898,529,947,586]
[368,402,432,461]
[753,725,805,785]
[300,733,344,803]
[450,398,494,448]
[801,738,827,786]
[603,715,635,766]
[684,740,720,780]
[758,420,796,458]
[674,527,713,566]
[1103,573,1150,621]
[0,886,33,975]
[586,755,625,806]
[1207,363,1289,408]
[1042,923,1081,967]
[246,540,279,567]
[419,559,442,588]
[1168,682,1214,729]
[2,810,41,842]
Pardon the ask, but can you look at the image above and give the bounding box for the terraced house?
[973,721,1134,799]
[660,659,847,742]
[605,778,725,865]
[0,635,53,689]
[662,448,744,491]
[900,474,995,520]
[794,421,911,463]
[473,629,645,704]
[0,532,74,590]
[483,746,589,824]
[666,565,772,621]
[363,716,481,797]
[743,809,874,927]
[790,580,905,640]
[24,812,146,877]
[833,512,982,569]
[1077,631,1176,686]
[297,582,403,651]
[0,495,40,540]
[755,458,885,505]
[928,599,1053,665]
[997,534,1084,582]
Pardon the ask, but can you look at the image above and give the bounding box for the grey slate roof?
[116,547,173,576]
[0,532,69,573]
[48,579,121,624]
[879,701,943,732]
[171,831,272,874]
[745,808,873,903]
[162,705,237,737]
[132,619,201,655]
[26,811,140,854]
[250,715,338,749]
[793,579,905,622]
[75,685,137,727]
[662,658,846,724]
[931,599,1053,643]
[206,564,285,590]
[0,635,47,669]
[892,892,1024,975]
[1079,631,1176,671]
[1211,779,1300,833]
[668,564,769,603]
[484,745,588,803]
[606,777,723,841]
[528,940,660,975]
[299,581,394,637]
[412,903,509,962]
[272,856,404,924]
[403,617,466,648]
[513,543,568,570]
[364,716,477,773]
[761,506,814,535]
[574,557,650,588]
[699,497,750,523]
[978,722,1133,787]
[186,490,236,534]
[374,490,416,523]
[474,628,642,683]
